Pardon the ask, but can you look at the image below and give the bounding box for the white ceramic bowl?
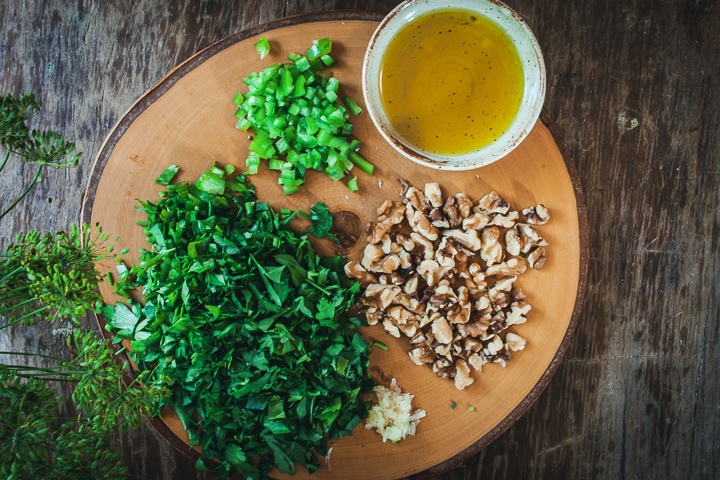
[362,0,546,170]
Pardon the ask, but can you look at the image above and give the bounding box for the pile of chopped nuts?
[345,181,551,390]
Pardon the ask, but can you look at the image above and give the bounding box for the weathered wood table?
[1,1,718,479]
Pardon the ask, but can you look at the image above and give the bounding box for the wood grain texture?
[1,1,718,479]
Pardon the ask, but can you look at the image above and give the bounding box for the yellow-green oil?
[379,9,524,155]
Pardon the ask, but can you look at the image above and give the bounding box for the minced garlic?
[365,378,426,442]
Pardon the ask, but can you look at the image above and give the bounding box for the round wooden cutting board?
[81,12,588,480]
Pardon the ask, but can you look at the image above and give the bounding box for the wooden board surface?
[82,16,586,479]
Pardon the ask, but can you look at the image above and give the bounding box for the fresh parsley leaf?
[306,201,339,241]
[155,164,180,185]
[102,302,140,339]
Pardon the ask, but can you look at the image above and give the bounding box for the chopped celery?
[196,167,226,194]
[293,55,312,73]
[325,77,339,94]
[292,75,307,97]
[306,38,332,60]
[347,176,359,192]
[254,36,271,59]
[279,67,294,97]
[343,96,363,116]
[349,151,373,176]
[246,152,261,174]
[235,117,252,130]
[320,54,335,67]
[232,37,374,194]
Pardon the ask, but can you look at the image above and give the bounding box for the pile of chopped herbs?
[233,37,373,194]
[102,164,373,479]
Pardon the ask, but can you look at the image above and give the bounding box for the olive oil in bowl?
[363,0,545,170]
[379,9,524,156]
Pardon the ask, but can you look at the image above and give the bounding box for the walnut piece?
[349,181,551,390]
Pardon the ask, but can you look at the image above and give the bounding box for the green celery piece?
[155,164,180,185]
[320,54,335,67]
[268,158,283,170]
[349,151,373,176]
[249,129,274,158]
[306,37,332,60]
[291,74,307,97]
[254,35,271,59]
[325,76,339,94]
[275,136,290,154]
[343,96,363,115]
[196,169,226,194]
[279,67,294,97]
[293,55,312,72]
[246,151,261,174]
[325,90,338,103]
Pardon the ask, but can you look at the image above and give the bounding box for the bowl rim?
[362,0,547,170]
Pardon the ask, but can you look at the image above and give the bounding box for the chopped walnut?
[506,224,548,256]
[425,183,444,208]
[490,211,520,228]
[506,301,532,326]
[454,193,474,218]
[367,202,406,244]
[477,191,510,214]
[523,204,550,225]
[462,211,490,231]
[485,258,527,276]
[431,316,453,344]
[362,284,401,312]
[527,247,547,269]
[480,227,503,266]
[408,208,439,241]
[349,181,551,390]
[344,260,377,286]
[443,228,481,251]
[428,207,450,229]
[442,196,463,228]
[454,359,474,390]
[417,260,443,287]
[403,185,432,213]
[361,244,384,269]
[505,332,527,351]
[410,232,435,260]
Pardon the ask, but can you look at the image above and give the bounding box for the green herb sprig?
[0,224,124,329]
[0,328,167,479]
[0,93,82,220]
[0,92,155,480]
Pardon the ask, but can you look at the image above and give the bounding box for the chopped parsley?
[103,164,373,478]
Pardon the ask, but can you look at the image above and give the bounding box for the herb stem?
[0,305,50,331]
[0,265,25,284]
[0,163,43,221]
[0,149,10,174]
[0,288,35,306]
[0,291,37,311]
[306,277,331,295]
[0,350,68,363]
[2,365,88,380]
